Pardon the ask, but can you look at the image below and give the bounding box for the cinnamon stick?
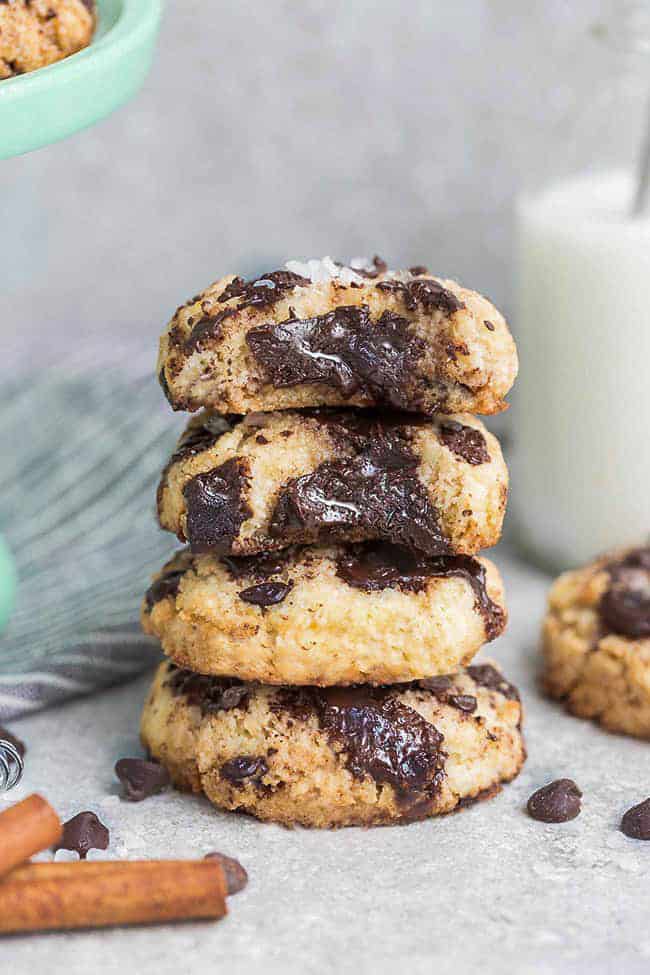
[0,860,228,933]
[0,794,61,879]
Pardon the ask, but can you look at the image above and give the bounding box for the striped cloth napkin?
[0,371,181,720]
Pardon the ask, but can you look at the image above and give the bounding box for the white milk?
[512,171,650,571]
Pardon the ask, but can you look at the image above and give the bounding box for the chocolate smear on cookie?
[183,457,252,553]
[270,413,450,554]
[145,567,187,609]
[54,811,109,860]
[166,667,250,715]
[527,779,582,823]
[336,543,505,641]
[599,547,650,638]
[275,686,445,818]
[115,758,170,802]
[438,420,489,465]
[220,756,269,786]
[246,305,425,410]
[218,270,310,312]
[376,277,465,316]
[185,308,237,351]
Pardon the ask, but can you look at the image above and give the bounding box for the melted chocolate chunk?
[218,270,310,311]
[527,779,582,823]
[466,663,520,700]
[438,420,489,465]
[275,685,445,814]
[0,725,25,759]
[270,416,449,555]
[246,305,425,410]
[183,457,252,553]
[376,277,465,315]
[115,758,170,802]
[621,798,650,839]
[220,756,269,786]
[145,567,186,609]
[204,852,248,895]
[238,581,293,607]
[599,548,650,638]
[222,551,288,581]
[166,667,249,714]
[337,543,505,641]
[186,308,236,351]
[54,811,109,860]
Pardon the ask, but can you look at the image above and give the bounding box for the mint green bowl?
[0,0,162,160]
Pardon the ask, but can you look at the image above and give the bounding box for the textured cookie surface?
[141,659,525,827]
[0,0,95,79]
[158,257,517,416]
[157,408,508,557]
[141,542,507,685]
[543,546,650,738]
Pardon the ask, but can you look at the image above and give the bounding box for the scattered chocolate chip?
[0,726,25,759]
[438,420,489,465]
[222,551,288,581]
[218,270,310,311]
[204,852,249,895]
[220,756,269,786]
[183,457,252,553]
[621,798,650,839]
[115,758,170,802]
[54,811,109,859]
[376,277,465,315]
[246,305,426,411]
[527,779,582,823]
[484,319,495,331]
[238,581,293,607]
[466,663,520,701]
[447,694,477,713]
[145,567,186,609]
[599,548,650,638]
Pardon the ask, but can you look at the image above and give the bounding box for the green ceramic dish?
[0,0,162,160]
[0,535,15,635]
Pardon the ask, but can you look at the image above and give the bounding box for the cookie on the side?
[543,546,650,738]
[141,660,525,828]
[141,542,507,686]
[157,257,517,417]
[0,0,95,79]
[157,408,508,557]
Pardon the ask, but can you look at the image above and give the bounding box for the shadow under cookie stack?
[141,256,525,828]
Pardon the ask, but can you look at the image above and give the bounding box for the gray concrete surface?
[1,0,642,372]
[3,548,648,974]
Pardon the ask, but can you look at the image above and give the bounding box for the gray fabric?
[0,371,181,719]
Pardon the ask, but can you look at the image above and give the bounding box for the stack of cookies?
[140,256,525,827]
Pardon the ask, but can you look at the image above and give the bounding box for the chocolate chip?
[220,756,269,786]
[54,811,109,859]
[166,667,249,715]
[246,305,426,411]
[185,308,236,351]
[466,663,520,701]
[484,319,495,331]
[438,420,489,465]
[144,567,186,609]
[376,278,464,315]
[218,270,310,311]
[599,548,650,638]
[527,779,582,823]
[238,581,293,606]
[0,726,25,759]
[419,676,453,693]
[621,798,650,839]
[447,694,477,713]
[222,551,288,581]
[169,415,232,466]
[115,758,170,802]
[204,852,248,895]
[183,457,252,553]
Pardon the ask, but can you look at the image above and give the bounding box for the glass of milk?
[512,6,650,571]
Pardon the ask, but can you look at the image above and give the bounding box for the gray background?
[2,0,643,373]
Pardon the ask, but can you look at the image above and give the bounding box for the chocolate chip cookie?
[141,542,507,686]
[157,408,508,558]
[140,659,524,827]
[543,546,650,738]
[157,257,517,417]
[0,0,95,79]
